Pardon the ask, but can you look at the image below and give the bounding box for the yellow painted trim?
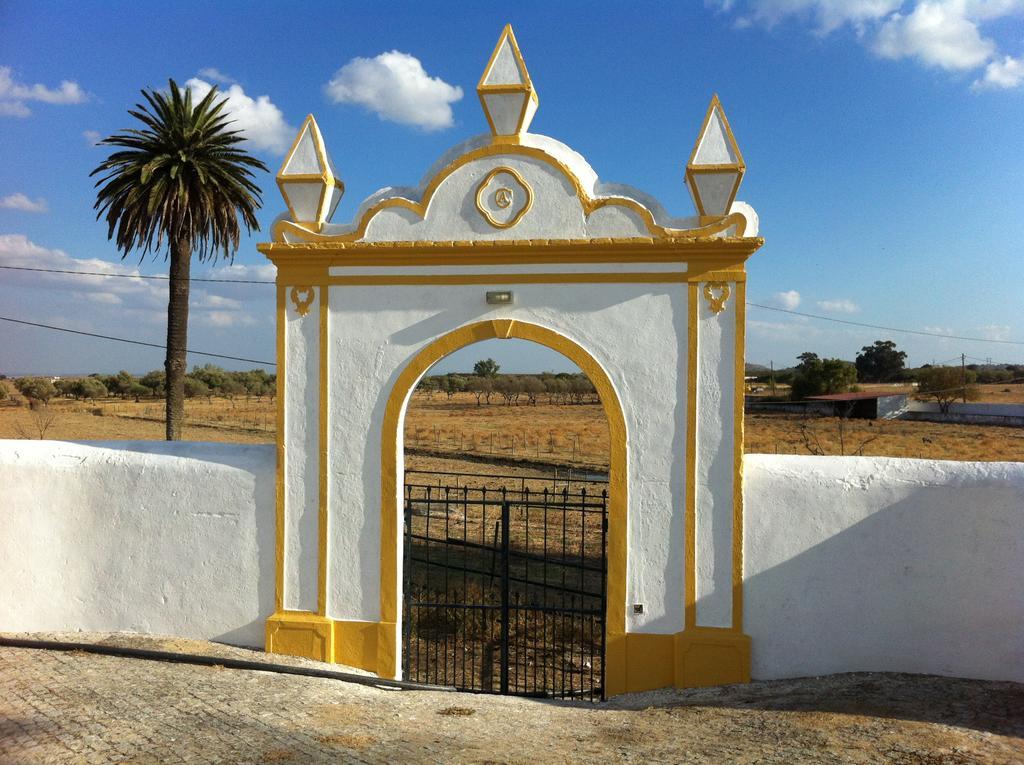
[274,285,286,612]
[733,280,746,631]
[269,137,754,244]
[261,241,761,273]
[685,282,698,630]
[378,320,629,687]
[317,285,329,616]
[620,628,750,693]
[688,268,747,283]
[474,165,534,229]
[333,620,397,678]
[289,285,315,316]
[685,166,745,219]
[478,25,534,91]
[477,25,537,137]
[277,114,344,229]
[266,611,334,663]
[702,281,731,314]
[326,272,688,286]
[687,94,746,170]
[675,627,751,689]
[264,231,757,256]
[685,94,746,218]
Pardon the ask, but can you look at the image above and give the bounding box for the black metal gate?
[401,480,608,700]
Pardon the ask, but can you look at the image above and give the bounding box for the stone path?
[1,634,1022,764]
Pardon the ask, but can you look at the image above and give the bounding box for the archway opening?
[400,336,612,700]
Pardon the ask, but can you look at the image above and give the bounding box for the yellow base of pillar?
[266,614,748,696]
[265,612,334,663]
[265,613,397,678]
[619,627,751,694]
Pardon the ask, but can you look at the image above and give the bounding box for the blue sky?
[1,1,1022,375]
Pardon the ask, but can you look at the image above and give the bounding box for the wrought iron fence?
[402,482,608,701]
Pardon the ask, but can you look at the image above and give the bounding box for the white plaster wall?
[361,154,653,242]
[909,401,1024,417]
[324,281,690,635]
[744,454,1024,683]
[283,289,320,612]
[2,443,1020,684]
[0,440,275,647]
[316,134,759,241]
[694,286,736,628]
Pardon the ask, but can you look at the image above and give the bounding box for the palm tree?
[92,80,268,439]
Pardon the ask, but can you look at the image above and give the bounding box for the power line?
[3,264,1021,347]
[0,316,275,366]
[748,303,1024,346]
[0,264,274,284]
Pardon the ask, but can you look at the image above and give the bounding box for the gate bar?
[500,498,510,694]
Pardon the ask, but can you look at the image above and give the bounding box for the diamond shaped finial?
[276,114,344,229]
[685,95,745,219]
[477,25,538,139]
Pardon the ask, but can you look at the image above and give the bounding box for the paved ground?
[1,634,1022,764]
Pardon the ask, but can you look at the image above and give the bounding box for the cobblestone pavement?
[1,634,1022,764]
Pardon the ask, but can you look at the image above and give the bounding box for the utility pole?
[961,353,967,403]
[770,360,776,397]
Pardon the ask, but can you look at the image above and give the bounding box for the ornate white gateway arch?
[258,26,762,697]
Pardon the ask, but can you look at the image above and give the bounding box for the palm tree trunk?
[165,237,191,440]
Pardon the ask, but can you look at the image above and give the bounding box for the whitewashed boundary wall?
[1,442,1020,684]
[744,455,1024,683]
[0,440,276,648]
[904,401,1024,426]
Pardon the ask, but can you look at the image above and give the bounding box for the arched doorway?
[379,320,628,699]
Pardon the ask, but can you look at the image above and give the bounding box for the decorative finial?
[477,24,538,139]
[685,95,745,219]
[276,115,344,230]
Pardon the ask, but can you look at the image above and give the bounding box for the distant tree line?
[745,339,1023,405]
[416,358,599,406]
[8,365,275,406]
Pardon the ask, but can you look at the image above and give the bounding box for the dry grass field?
[1,382,1022,465]
[405,392,610,470]
[0,384,274,444]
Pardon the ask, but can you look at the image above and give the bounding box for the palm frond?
[91,79,270,261]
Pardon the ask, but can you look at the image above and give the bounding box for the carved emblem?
[475,166,533,229]
[703,282,731,314]
[290,286,316,317]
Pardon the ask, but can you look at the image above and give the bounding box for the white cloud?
[185,78,294,154]
[197,67,236,85]
[978,324,1011,340]
[770,290,802,309]
[0,101,30,117]
[0,234,274,370]
[78,291,123,305]
[0,65,87,117]
[972,54,1024,88]
[0,234,164,309]
[816,298,860,313]
[873,2,995,70]
[325,51,464,131]
[721,0,902,33]
[83,130,102,146]
[198,262,277,282]
[0,193,48,213]
[717,1,1024,88]
[201,310,258,328]
[192,293,243,310]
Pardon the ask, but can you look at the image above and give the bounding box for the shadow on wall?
[741,456,1024,686]
[214,447,277,648]
[0,441,277,650]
